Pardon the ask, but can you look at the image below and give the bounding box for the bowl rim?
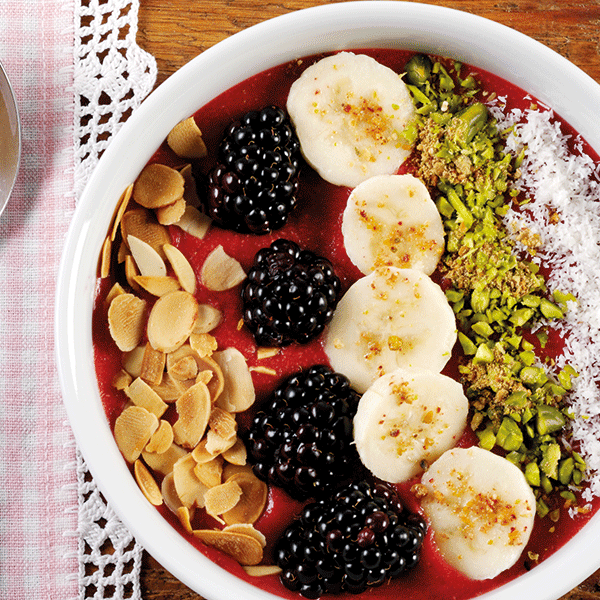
[55,3,600,600]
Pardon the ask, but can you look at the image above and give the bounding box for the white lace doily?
[73,1,157,598]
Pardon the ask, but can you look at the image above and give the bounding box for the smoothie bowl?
[55,3,600,600]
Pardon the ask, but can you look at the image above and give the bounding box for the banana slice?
[286,52,415,187]
[323,267,456,393]
[342,174,444,275]
[353,367,468,483]
[420,447,536,580]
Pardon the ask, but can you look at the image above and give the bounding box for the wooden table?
[135,1,600,598]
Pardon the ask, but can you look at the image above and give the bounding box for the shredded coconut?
[494,105,600,505]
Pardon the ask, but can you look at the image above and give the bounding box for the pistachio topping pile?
[404,54,586,519]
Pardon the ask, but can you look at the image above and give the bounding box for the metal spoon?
[0,60,21,218]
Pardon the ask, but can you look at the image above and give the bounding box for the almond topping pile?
[100,128,272,568]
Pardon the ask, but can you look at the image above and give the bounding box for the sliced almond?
[224,524,267,548]
[99,235,112,278]
[122,345,146,379]
[134,275,181,297]
[163,243,196,294]
[172,381,211,448]
[193,304,223,334]
[249,366,277,376]
[112,369,133,391]
[134,459,163,506]
[194,455,224,489]
[196,369,214,386]
[256,347,279,360]
[205,429,237,456]
[151,371,191,403]
[196,354,225,402]
[143,443,187,476]
[222,471,268,526]
[111,183,133,241]
[192,438,218,464]
[133,163,185,209]
[108,293,146,352]
[114,406,159,463]
[193,529,263,566]
[222,438,247,466]
[222,463,254,481]
[161,472,183,514]
[147,291,198,353]
[189,332,218,358]
[173,453,208,508]
[177,506,194,533]
[124,254,141,291]
[128,235,167,277]
[176,204,212,239]
[204,480,243,521]
[156,197,186,226]
[121,208,170,259]
[104,281,126,307]
[169,355,199,381]
[141,343,166,386]
[125,377,169,419]
[243,565,282,577]
[167,116,208,159]
[212,348,255,413]
[200,245,246,291]
[209,407,237,441]
[145,420,174,454]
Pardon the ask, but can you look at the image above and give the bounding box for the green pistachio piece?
[470,288,490,313]
[405,54,433,86]
[536,498,550,518]
[471,321,493,338]
[520,366,548,387]
[537,404,566,435]
[451,102,488,143]
[525,461,541,487]
[476,426,496,451]
[496,416,523,452]
[510,307,535,327]
[473,343,494,364]
[540,443,561,479]
[458,332,477,355]
[558,457,574,486]
[540,298,563,319]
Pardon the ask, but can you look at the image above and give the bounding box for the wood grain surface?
[134,1,600,599]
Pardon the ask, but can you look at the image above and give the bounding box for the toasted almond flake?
[134,275,181,297]
[156,197,187,226]
[177,506,194,533]
[124,254,141,291]
[141,343,166,386]
[249,366,277,376]
[161,472,193,518]
[99,235,112,278]
[125,377,169,418]
[205,480,243,520]
[193,304,223,334]
[222,471,268,525]
[121,208,170,259]
[169,355,199,381]
[180,164,201,208]
[122,345,146,378]
[212,348,255,413]
[143,443,187,476]
[176,204,212,239]
[164,243,197,294]
[145,420,174,454]
[224,524,267,548]
[222,463,254,481]
[209,407,238,440]
[114,406,159,463]
[172,381,211,448]
[108,293,146,352]
[118,239,129,264]
[200,245,246,291]
[222,438,247,466]
[173,453,208,509]
[189,332,218,358]
[111,183,133,241]
[196,369,214,385]
[134,459,163,506]
[194,455,224,488]
[256,347,279,360]
[243,565,282,577]
[112,369,133,391]
[193,529,263,566]
[147,291,198,353]
[151,372,191,403]
[128,235,167,277]
[133,163,185,209]
[104,281,126,307]
[167,117,208,159]
[191,438,218,464]
[196,354,225,402]
[205,429,237,456]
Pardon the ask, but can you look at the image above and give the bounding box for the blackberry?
[246,365,361,501]
[241,239,341,346]
[275,481,427,598]
[204,105,301,234]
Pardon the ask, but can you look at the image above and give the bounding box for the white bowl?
[55,3,600,599]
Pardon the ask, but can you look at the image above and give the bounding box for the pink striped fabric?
[0,1,79,598]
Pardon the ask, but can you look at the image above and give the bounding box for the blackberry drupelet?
[204,105,301,234]
[275,481,427,598]
[241,239,341,346]
[246,365,361,501]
